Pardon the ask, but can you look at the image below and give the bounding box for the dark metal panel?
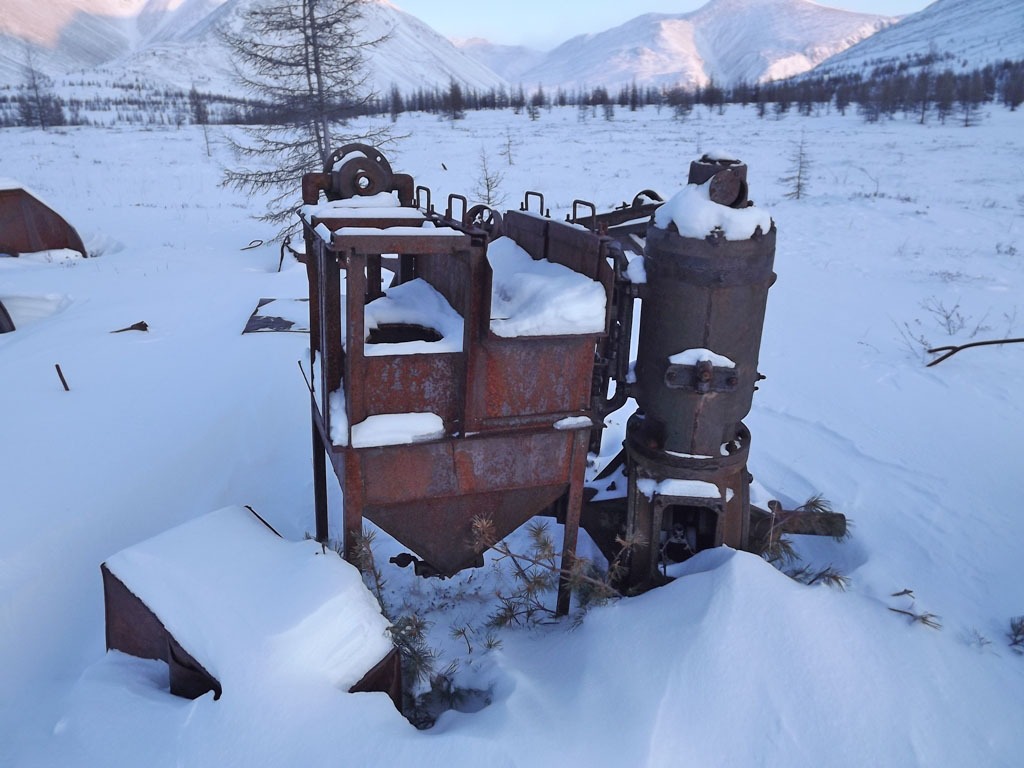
[635,225,776,456]
[344,251,368,426]
[500,210,548,260]
[0,300,14,333]
[102,564,170,662]
[168,636,221,700]
[544,218,603,279]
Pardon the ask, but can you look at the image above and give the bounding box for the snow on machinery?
[300,145,845,612]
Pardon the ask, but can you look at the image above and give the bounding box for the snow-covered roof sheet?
[488,236,606,337]
[301,192,423,221]
[103,506,392,693]
[306,207,425,221]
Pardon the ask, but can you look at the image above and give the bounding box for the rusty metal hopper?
[301,151,613,612]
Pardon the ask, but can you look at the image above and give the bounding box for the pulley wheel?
[466,204,504,241]
[326,144,395,200]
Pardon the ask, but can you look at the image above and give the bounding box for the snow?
[811,0,1024,78]
[253,298,309,330]
[553,415,593,430]
[104,506,393,692]
[8,248,85,263]
[503,0,897,90]
[0,0,506,95]
[312,207,424,220]
[653,179,773,240]
[301,192,423,221]
[637,477,721,500]
[363,278,463,356]
[305,206,422,221]
[329,387,349,447]
[0,293,72,328]
[703,148,739,162]
[625,253,647,284]
[487,235,607,337]
[349,412,445,448]
[666,450,713,460]
[313,222,332,242]
[334,225,464,237]
[1,106,1024,767]
[669,347,737,368]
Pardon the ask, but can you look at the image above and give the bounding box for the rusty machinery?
[300,146,843,611]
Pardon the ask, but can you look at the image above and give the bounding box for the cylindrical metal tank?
[632,160,776,458]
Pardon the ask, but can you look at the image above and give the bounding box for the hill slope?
[507,0,896,90]
[810,0,1024,77]
[0,0,505,94]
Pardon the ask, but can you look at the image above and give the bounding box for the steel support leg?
[556,431,589,616]
[312,403,329,544]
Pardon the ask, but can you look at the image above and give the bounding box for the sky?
[390,0,934,49]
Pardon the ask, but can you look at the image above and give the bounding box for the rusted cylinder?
[632,177,775,458]
[688,156,749,207]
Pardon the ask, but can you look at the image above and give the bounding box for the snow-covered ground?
[2,104,1023,766]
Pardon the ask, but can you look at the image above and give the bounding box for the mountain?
[0,0,505,94]
[808,0,1024,77]
[491,0,897,90]
[452,38,545,85]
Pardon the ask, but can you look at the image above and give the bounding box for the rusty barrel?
[632,163,776,458]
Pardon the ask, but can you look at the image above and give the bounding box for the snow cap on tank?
[653,154,773,241]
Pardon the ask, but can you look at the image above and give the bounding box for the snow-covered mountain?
[452,38,545,85]
[809,0,1024,77]
[6,0,1016,101]
[492,0,897,90]
[0,0,505,94]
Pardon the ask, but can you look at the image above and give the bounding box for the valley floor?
[2,105,1023,766]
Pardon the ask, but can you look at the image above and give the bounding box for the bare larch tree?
[219,0,390,227]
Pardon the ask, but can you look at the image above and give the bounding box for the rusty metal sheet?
[366,485,568,576]
[349,648,402,710]
[352,430,579,506]
[102,563,172,662]
[301,150,599,612]
[0,187,86,257]
[361,352,465,428]
[329,232,475,256]
[467,335,598,427]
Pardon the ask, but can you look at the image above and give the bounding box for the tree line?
[3,56,1021,131]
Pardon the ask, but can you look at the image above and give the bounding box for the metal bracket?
[663,360,739,394]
